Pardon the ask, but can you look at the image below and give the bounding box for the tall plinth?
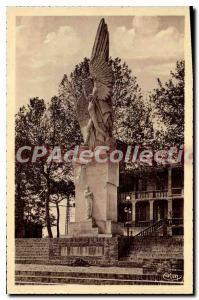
[69,158,119,236]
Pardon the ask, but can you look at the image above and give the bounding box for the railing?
[134,219,165,237]
[172,188,184,195]
[135,190,168,199]
[119,188,183,202]
[129,220,155,227]
[124,218,183,228]
[167,218,183,226]
[134,218,184,238]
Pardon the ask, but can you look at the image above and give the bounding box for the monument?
[69,19,119,236]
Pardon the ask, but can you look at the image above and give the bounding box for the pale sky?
[16,16,184,111]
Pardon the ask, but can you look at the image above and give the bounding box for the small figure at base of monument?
[84,185,93,221]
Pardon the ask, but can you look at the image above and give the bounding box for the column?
[168,168,172,196]
[168,199,173,219]
[149,200,154,222]
[167,199,173,236]
[132,201,136,222]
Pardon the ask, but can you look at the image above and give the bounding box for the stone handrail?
[119,188,183,202]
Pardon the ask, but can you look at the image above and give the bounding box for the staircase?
[119,219,183,266]
[134,219,165,238]
[119,219,183,267]
[118,223,184,280]
[15,239,49,264]
[15,264,183,285]
[15,230,184,285]
[133,218,184,238]
[122,236,183,262]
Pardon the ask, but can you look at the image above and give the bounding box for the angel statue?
[76,18,114,149]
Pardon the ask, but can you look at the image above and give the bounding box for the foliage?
[149,60,184,148]
[15,98,48,234]
[59,57,154,145]
[15,96,78,237]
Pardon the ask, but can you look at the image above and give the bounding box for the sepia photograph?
[6,6,193,294]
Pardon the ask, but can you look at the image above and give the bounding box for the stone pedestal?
[69,158,119,236]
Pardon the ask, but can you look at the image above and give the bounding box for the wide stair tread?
[15,270,183,285]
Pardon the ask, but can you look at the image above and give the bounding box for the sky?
[16,15,184,111]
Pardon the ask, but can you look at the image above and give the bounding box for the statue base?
[68,220,120,236]
[68,155,119,236]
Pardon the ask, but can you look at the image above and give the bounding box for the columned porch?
[118,167,184,235]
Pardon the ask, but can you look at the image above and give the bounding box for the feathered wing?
[89,18,113,101]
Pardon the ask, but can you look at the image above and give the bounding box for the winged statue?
[76,18,114,149]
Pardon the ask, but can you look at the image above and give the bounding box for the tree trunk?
[45,193,53,238]
[56,202,60,238]
[15,182,25,238]
[65,197,70,235]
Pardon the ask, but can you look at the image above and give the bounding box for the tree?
[50,194,64,238]
[150,60,184,148]
[15,98,49,237]
[110,58,154,145]
[50,180,75,237]
[41,96,81,237]
[15,96,80,238]
[58,57,153,146]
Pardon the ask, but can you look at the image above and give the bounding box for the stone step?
[15,259,144,268]
[15,282,58,285]
[16,270,145,279]
[127,255,183,260]
[15,247,48,250]
[15,259,51,265]
[128,252,182,257]
[120,236,184,262]
[16,255,49,258]
[15,279,182,285]
[16,244,48,246]
[16,251,49,255]
[122,255,183,262]
[16,245,48,248]
[16,256,49,259]
[15,273,183,285]
[15,269,182,281]
[16,255,49,259]
[16,254,48,257]
[128,249,182,254]
[16,248,49,253]
[15,241,48,243]
[130,247,182,251]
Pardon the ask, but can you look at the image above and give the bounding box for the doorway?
[153,200,168,221]
[135,201,150,222]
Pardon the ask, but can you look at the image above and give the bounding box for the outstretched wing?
[76,78,92,135]
[89,18,113,101]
